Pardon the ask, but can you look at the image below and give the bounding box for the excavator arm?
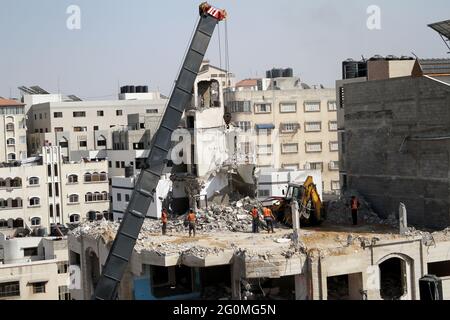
[93,2,226,300]
[301,176,323,223]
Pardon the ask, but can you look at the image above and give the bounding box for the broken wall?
[343,76,450,229]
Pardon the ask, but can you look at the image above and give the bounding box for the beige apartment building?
[0,235,70,300]
[226,73,340,194]
[27,91,167,160]
[0,99,27,163]
[0,146,109,232]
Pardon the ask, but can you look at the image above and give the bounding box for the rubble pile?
[327,190,398,227]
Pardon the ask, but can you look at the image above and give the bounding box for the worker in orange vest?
[186,209,197,237]
[250,206,260,233]
[263,206,275,234]
[161,208,168,235]
[349,196,361,226]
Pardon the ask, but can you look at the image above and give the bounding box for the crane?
[92,2,227,300]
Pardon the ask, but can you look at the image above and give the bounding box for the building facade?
[0,147,109,232]
[0,99,27,163]
[226,72,339,194]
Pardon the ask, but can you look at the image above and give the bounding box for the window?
[304,101,321,112]
[257,144,272,155]
[6,123,14,131]
[24,247,38,256]
[117,193,122,202]
[57,261,69,274]
[329,161,339,171]
[125,194,130,202]
[328,101,337,111]
[7,153,16,161]
[116,110,123,116]
[331,181,340,190]
[258,189,270,197]
[97,138,107,147]
[30,217,41,226]
[309,162,324,172]
[69,194,79,204]
[68,174,78,184]
[55,127,64,132]
[282,164,299,171]
[74,126,87,132]
[32,282,46,294]
[280,123,300,134]
[79,141,87,147]
[330,141,339,152]
[108,161,112,168]
[94,126,99,131]
[255,103,271,114]
[29,197,40,207]
[29,177,39,186]
[305,122,322,132]
[229,101,251,113]
[329,121,338,131]
[70,214,80,223]
[121,161,125,168]
[146,109,158,114]
[280,103,297,113]
[0,282,20,298]
[99,172,107,181]
[84,173,92,183]
[54,112,63,118]
[39,113,42,120]
[237,121,251,132]
[306,142,322,153]
[97,111,104,117]
[54,164,58,177]
[59,285,71,300]
[73,111,86,118]
[85,193,94,202]
[7,138,15,146]
[282,143,299,154]
[339,87,345,109]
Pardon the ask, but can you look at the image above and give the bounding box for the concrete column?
[399,203,408,235]
[231,259,242,300]
[291,200,300,245]
[295,274,308,300]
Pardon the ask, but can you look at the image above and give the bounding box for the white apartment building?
[0,99,27,163]
[225,71,340,194]
[0,146,109,232]
[0,235,70,300]
[26,90,167,160]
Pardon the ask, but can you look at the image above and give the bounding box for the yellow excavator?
[263,176,325,227]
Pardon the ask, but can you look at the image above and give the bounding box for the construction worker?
[350,196,361,226]
[250,206,260,233]
[161,208,168,235]
[263,206,275,234]
[186,209,197,237]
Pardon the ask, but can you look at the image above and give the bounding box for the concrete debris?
[327,190,399,227]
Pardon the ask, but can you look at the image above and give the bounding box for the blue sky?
[0,0,449,99]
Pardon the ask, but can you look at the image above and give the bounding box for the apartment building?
[26,90,167,160]
[0,146,109,232]
[0,98,27,163]
[0,235,69,300]
[226,69,340,194]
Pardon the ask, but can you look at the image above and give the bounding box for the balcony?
[329,161,340,171]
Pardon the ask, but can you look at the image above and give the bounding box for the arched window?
[31,217,41,226]
[0,199,7,208]
[69,194,79,203]
[6,123,14,132]
[97,135,107,147]
[10,178,22,188]
[99,172,107,181]
[7,153,16,161]
[102,191,108,201]
[13,218,23,228]
[68,174,78,184]
[0,219,7,228]
[96,212,104,221]
[29,177,40,186]
[29,197,40,207]
[11,198,22,208]
[7,138,15,146]
[94,192,102,201]
[85,193,93,202]
[87,211,96,222]
[92,172,100,182]
[70,214,80,223]
[0,179,5,188]
[84,173,92,183]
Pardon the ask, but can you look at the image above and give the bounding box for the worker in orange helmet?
[186,209,197,238]
[161,208,168,235]
[263,206,276,234]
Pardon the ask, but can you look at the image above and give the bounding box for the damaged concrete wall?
[343,76,450,229]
